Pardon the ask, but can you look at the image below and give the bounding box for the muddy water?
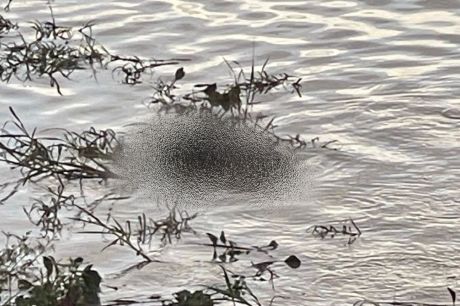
[1,0,460,305]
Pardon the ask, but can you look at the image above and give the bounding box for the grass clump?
[0,5,342,306]
[147,60,337,151]
[0,107,120,203]
[12,256,101,306]
[150,59,302,117]
[204,231,301,291]
[0,7,182,94]
[1,246,102,306]
[0,232,48,305]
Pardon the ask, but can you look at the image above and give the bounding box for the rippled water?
[2,0,460,304]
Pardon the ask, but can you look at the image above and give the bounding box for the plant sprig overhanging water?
[0,107,121,203]
[70,204,197,263]
[148,63,338,151]
[306,218,362,245]
[0,9,103,94]
[203,231,301,291]
[204,231,278,263]
[0,14,15,35]
[23,182,75,239]
[22,179,128,239]
[169,265,292,306]
[149,58,301,115]
[0,8,184,94]
[105,265,281,306]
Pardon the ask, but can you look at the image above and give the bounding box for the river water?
[1,0,460,305]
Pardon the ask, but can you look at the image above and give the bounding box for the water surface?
[1,0,460,304]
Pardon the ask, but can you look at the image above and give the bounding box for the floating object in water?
[114,111,311,205]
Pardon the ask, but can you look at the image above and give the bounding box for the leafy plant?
[71,205,197,263]
[0,232,48,305]
[172,290,213,306]
[0,107,120,203]
[12,256,101,306]
[0,8,182,94]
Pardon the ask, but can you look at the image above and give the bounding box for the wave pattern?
[1,0,460,304]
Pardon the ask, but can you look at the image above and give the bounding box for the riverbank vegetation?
[0,7,312,305]
[1,4,453,306]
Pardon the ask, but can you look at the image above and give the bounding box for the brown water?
[1,0,460,305]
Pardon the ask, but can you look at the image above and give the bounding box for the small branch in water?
[0,107,121,203]
[307,218,362,245]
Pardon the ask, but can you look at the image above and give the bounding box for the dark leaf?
[220,231,227,244]
[74,257,84,266]
[174,67,185,81]
[268,240,278,250]
[83,265,102,297]
[284,255,301,269]
[220,266,233,294]
[206,233,218,246]
[448,287,456,305]
[17,279,33,290]
[43,256,54,278]
[219,253,227,263]
[175,290,192,303]
[102,238,120,252]
[253,261,274,272]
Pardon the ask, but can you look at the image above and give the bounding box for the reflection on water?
[1,0,460,304]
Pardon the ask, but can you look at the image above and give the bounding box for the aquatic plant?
[0,232,49,305]
[307,218,362,245]
[106,266,274,306]
[0,107,120,203]
[206,266,263,306]
[0,5,336,306]
[147,61,338,151]
[149,59,301,116]
[205,231,277,263]
[71,204,197,263]
[0,8,182,94]
[0,14,15,35]
[14,256,101,306]
[23,182,74,238]
[204,231,301,290]
[1,252,102,306]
